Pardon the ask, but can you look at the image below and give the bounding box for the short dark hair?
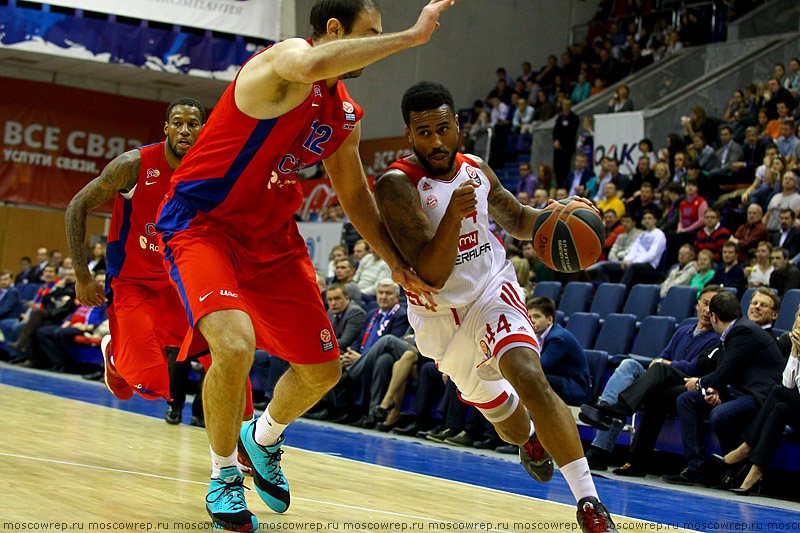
[20,256,31,263]
[336,257,356,270]
[166,97,207,124]
[780,208,796,218]
[719,125,733,135]
[722,241,738,252]
[709,291,742,322]
[326,282,349,297]
[527,296,556,319]
[310,0,377,39]
[753,287,781,311]
[773,247,791,259]
[0,269,13,278]
[699,284,724,298]
[401,82,456,126]
[620,213,634,222]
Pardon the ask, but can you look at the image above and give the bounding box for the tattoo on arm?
[484,158,523,235]
[65,151,140,275]
[374,172,434,266]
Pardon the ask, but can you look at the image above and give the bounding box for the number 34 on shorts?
[479,311,536,367]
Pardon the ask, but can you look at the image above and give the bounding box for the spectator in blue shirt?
[0,270,20,321]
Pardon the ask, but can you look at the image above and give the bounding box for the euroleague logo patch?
[343,101,356,122]
[320,328,334,352]
[426,195,438,208]
[147,168,160,179]
[480,340,489,356]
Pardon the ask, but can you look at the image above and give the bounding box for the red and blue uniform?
[156,47,362,364]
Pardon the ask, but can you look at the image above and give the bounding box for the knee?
[618,358,643,375]
[500,349,549,391]
[296,359,341,392]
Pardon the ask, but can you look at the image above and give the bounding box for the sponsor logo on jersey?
[421,181,432,191]
[320,328,334,352]
[139,236,148,249]
[518,326,527,331]
[344,112,356,122]
[147,168,160,179]
[458,230,478,251]
[455,242,492,266]
[343,124,355,130]
[220,290,238,298]
[426,195,438,208]
[480,340,489,356]
[199,291,213,302]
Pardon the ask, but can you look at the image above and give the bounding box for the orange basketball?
[532,199,605,273]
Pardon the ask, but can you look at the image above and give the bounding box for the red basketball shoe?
[101,335,133,401]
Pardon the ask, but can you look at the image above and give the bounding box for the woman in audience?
[87,242,105,274]
[689,249,715,290]
[714,305,800,495]
[571,72,591,104]
[510,255,532,300]
[682,105,716,147]
[639,138,658,168]
[755,107,770,138]
[658,133,686,171]
[606,82,633,113]
[724,90,746,125]
[745,241,774,288]
[658,182,684,232]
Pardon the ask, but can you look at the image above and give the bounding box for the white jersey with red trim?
[386,153,508,315]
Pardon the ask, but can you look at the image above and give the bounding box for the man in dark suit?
[325,282,366,356]
[0,270,21,321]
[771,209,800,258]
[769,247,800,296]
[730,127,767,184]
[14,257,34,286]
[528,297,591,406]
[663,291,783,486]
[552,99,580,186]
[562,154,594,198]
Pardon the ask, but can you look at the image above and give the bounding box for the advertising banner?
[358,136,412,177]
[297,222,344,272]
[593,111,645,176]
[43,0,282,41]
[0,78,167,212]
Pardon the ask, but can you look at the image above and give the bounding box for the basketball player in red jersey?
[154,1,456,530]
[66,98,255,423]
[375,82,617,532]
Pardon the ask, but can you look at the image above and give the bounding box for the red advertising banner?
[358,135,413,176]
[0,77,167,212]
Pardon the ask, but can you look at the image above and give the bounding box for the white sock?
[255,404,288,447]
[560,457,599,502]
[529,419,536,438]
[210,445,239,479]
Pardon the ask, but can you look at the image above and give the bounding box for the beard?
[413,146,456,177]
[166,138,187,161]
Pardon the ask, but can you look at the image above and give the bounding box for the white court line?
[0,451,514,533]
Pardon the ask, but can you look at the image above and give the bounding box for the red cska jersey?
[156,45,363,241]
[106,141,173,288]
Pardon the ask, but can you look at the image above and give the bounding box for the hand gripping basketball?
[532,198,605,273]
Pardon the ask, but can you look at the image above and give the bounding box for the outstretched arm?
[324,125,438,306]
[374,169,477,290]
[65,150,140,306]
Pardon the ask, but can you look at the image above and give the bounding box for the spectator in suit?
[694,208,731,262]
[690,133,718,172]
[552,98,580,185]
[562,153,594,197]
[731,127,767,185]
[326,283,366,356]
[528,297,591,406]
[730,204,769,263]
[581,285,723,472]
[626,183,660,226]
[764,171,800,231]
[769,247,800,296]
[0,270,21,320]
[716,306,800,495]
[660,245,699,298]
[333,258,362,306]
[625,157,656,201]
[708,243,747,296]
[1,264,59,361]
[709,126,743,182]
[664,291,783,487]
[15,257,33,286]
[771,208,800,258]
[593,158,631,204]
[29,248,49,284]
[764,77,796,120]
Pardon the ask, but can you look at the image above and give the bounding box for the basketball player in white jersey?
[375,82,617,532]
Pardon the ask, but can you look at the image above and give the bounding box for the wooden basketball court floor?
[0,365,795,532]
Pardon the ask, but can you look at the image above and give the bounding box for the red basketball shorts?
[107,276,189,400]
[159,222,340,365]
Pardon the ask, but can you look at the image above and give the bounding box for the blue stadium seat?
[739,286,778,317]
[622,284,659,323]
[658,286,698,323]
[628,316,677,366]
[589,283,626,321]
[558,282,592,317]
[584,349,609,402]
[532,281,561,304]
[17,283,42,302]
[566,312,600,350]
[679,317,699,329]
[593,313,636,357]
[723,286,738,297]
[775,289,800,334]
[555,310,565,326]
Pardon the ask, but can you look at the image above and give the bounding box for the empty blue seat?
[679,317,699,329]
[589,283,626,321]
[559,282,592,317]
[532,281,562,304]
[628,316,677,366]
[593,313,636,357]
[566,312,600,350]
[658,286,698,323]
[555,310,566,326]
[584,349,609,402]
[775,289,800,334]
[622,284,660,323]
[740,286,778,317]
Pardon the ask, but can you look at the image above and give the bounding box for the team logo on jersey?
[314,85,322,98]
[147,168,160,179]
[320,328,334,352]
[480,340,489,356]
[421,181,433,191]
[426,195,438,208]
